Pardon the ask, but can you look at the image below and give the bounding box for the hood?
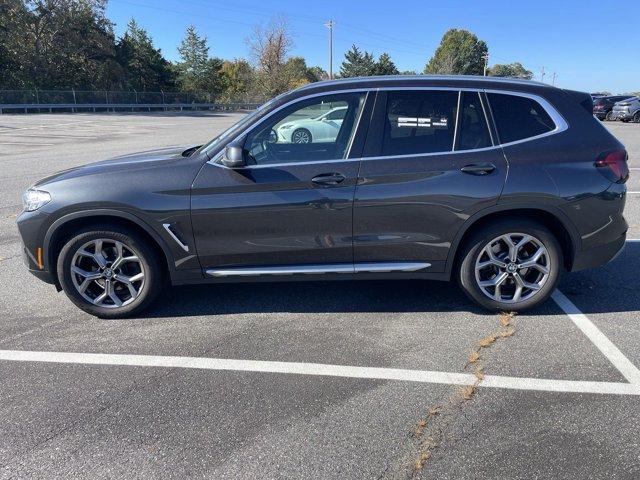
[34,146,192,187]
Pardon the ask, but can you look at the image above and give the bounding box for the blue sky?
[106,0,639,93]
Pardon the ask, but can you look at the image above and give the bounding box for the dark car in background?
[593,95,632,121]
[17,76,629,318]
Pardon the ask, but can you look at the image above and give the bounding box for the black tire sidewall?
[458,220,562,312]
[57,226,162,318]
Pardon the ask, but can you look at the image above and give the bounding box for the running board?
[205,262,431,278]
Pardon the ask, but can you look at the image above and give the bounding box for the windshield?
[197,97,279,156]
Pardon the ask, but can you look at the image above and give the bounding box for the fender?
[43,208,176,276]
[443,201,581,277]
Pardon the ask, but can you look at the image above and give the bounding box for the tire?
[634,111,640,123]
[57,225,163,318]
[457,219,562,312]
[605,111,613,121]
[291,128,312,144]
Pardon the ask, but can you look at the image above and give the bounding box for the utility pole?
[324,20,334,79]
[482,53,489,76]
[540,66,546,83]
[551,72,557,86]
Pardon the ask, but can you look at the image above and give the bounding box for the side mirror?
[221,144,246,168]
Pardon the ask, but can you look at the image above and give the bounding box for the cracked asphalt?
[0,113,639,479]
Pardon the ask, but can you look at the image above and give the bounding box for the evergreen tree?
[339,45,376,78]
[116,19,175,91]
[176,25,222,93]
[374,53,399,75]
[488,62,533,80]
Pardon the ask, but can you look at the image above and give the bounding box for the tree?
[488,62,533,80]
[424,29,488,75]
[3,0,121,89]
[374,53,399,75]
[283,57,326,88]
[246,16,294,97]
[219,59,255,101]
[116,19,175,91]
[339,45,376,77]
[176,25,222,94]
[307,66,328,82]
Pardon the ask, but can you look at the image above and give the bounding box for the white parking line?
[0,349,638,396]
[552,290,640,385]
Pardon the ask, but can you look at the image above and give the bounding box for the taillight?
[595,149,629,183]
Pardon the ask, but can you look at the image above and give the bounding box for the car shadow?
[140,242,639,319]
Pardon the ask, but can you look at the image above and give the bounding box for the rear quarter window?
[487,93,556,144]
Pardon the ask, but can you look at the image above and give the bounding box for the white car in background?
[276,106,347,143]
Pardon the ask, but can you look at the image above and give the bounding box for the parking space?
[0,113,639,478]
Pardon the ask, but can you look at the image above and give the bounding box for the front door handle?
[460,163,496,175]
[311,173,346,185]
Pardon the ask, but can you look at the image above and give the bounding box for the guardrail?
[0,102,261,114]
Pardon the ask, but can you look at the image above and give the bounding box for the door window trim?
[208,86,568,169]
[210,89,370,169]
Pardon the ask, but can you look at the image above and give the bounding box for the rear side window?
[381,90,458,156]
[456,92,492,151]
[487,93,556,144]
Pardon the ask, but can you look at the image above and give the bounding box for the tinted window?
[456,92,492,151]
[325,108,347,120]
[381,90,458,156]
[244,93,365,165]
[487,93,556,144]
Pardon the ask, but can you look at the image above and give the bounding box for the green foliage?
[488,62,533,80]
[425,29,488,75]
[374,53,399,75]
[176,25,222,93]
[2,0,120,89]
[219,59,255,102]
[115,19,175,91]
[339,45,376,78]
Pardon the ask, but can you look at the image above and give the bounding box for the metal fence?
[0,89,263,113]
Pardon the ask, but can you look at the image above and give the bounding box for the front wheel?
[291,128,312,144]
[57,226,163,318]
[458,220,562,312]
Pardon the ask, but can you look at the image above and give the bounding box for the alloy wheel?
[292,129,311,143]
[474,233,550,304]
[70,238,145,308]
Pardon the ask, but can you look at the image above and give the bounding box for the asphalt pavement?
[0,112,638,479]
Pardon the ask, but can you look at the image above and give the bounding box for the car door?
[353,89,507,273]
[191,91,371,272]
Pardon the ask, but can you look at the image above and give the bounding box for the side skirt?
[205,262,431,278]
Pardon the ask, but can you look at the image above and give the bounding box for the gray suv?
[610,96,640,122]
[17,76,629,318]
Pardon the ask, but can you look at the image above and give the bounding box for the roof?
[296,74,550,92]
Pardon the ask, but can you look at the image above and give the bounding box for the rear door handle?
[460,163,496,175]
[311,173,346,185]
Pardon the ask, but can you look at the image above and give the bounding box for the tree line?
[0,1,534,102]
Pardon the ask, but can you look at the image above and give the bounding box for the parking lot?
[0,113,639,479]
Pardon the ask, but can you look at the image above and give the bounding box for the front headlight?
[22,188,51,212]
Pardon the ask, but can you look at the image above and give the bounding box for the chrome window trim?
[207,86,569,169]
[451,90,462,151]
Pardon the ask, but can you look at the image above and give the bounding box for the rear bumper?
[571,230,626,271]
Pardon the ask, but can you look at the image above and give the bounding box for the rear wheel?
[57,226,163,318]
[605,111,614,121]
[458,219,562,312]
[634,111,640,123]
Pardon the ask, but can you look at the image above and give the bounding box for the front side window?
[244,93,365,166]
[380,90,458,156]
[487,93,556,144]
[456,92,492,151]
